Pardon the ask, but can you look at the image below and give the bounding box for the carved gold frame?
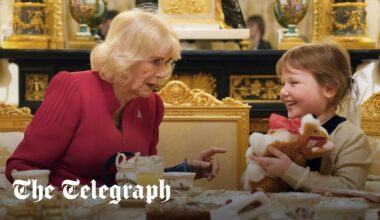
[0,102,32,168]
[361,92,380,137]
[230,75,282,104]
[312,0,333,42]
[157,81,250,189]
[0,102,32,132]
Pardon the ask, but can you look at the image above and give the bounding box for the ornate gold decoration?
[172,72,217,96]
[157,73,216,95]
[312,0,332,42]
[25,74,49,101]
[2,1,50,49]
[215,0,230,28]
[277,36,305,50]
[362,93,380,118]
[157,80,250,189]
[331,2,366,32]
[312,0,375,49]
[13,3,46,31]
[159,0,233,28]
[2,35,50,49]
[332,8,365,32]
[47,0,65,49]
[0,102,31,116]
[361,92,380,137]
[329,2,375,49]
[161,0,211,15]
[239,39,250,50]
[158,80,248,107]
[0,102,32,132]
[230,75,282,103]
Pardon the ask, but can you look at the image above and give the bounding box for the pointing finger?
[201,147,227,158]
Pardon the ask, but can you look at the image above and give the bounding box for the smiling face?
[113,50,173,104]
[280,65,333,120]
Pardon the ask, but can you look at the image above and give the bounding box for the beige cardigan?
[282,120,372,191]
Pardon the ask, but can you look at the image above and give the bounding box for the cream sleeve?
[282,121,372,192]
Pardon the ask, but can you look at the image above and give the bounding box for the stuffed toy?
[244,113,334,193]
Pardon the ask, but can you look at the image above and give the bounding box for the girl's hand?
[251,146,292,177]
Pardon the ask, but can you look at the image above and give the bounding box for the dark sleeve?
[165,160,190,172]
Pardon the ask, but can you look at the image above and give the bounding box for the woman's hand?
[251,146,291,178]
[188,147,226,180]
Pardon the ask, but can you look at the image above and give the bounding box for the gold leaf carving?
[172,72,216,96]
[158,80,248,107]
[161,0,211,15]
[230,75,282,103]
[361,92,380,119]
[312,0,333,42]
[47,0,64,48]
[0,102,32,132]
[331,3,367,32]
[0,102,31,116]
[361,92,380,137]
[25,74,49,101]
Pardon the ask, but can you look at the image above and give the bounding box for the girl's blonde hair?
[276,42,352,109]
[90,9,181,84]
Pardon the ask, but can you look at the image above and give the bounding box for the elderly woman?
[6,9,225,187]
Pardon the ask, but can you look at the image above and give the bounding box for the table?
[0,188,379,220]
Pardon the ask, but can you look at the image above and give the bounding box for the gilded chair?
[0,102,32,188]
[157,81,250,190]
[361,92,380,192]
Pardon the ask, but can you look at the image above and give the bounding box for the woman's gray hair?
[90,9,181,85]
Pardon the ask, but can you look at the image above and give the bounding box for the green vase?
[69,0,107,37]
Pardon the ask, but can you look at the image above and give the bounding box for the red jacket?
[6,70,163,187]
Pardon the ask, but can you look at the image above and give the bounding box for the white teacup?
[11,169,50,187]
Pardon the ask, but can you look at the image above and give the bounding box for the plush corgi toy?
[244,113,334,193]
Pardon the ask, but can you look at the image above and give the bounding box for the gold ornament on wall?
[312,0,375,49]
[161,0,210,15]
[46,0,65,49]
[329,1,375,49]
[158,80,247,107]
[25,74,49,101]
[172,72,217,96]
[158,72,217,96]
[0,102,31,116]
[230,75,282,103]
[158,0,222,27]
[361,92,380,136]
[0,102,32,133]
[2,0,50,49]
